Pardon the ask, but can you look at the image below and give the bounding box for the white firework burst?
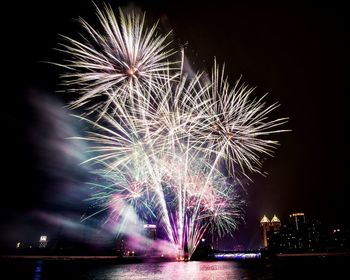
[191,60,289,176]
[56,4,178,118]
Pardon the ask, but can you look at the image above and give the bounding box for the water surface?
[2,257,348,279]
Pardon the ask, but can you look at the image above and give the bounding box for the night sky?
[1,0,348,250]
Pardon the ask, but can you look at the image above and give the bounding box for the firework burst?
[58,5,288,260]
[190,61,289,177]
[56,4,178,118]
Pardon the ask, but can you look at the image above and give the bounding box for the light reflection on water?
[2,257,348,279]
[33,260,43,280]
[89,261,257,280]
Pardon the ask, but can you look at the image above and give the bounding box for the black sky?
[1,0,348,250]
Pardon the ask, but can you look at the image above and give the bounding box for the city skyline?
[8,211,348,254]
[1,0,347,252]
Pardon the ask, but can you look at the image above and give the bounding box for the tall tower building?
[260,214,282,249]
[39,235,48,248]
[144,224,157,240]
[143,224,157,256]
[260,215,270,248]
[289,213,306,249]
[271,214,281,232]
[289,213,305,231]
[268,214,282,251]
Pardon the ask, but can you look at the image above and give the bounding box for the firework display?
[58,4,287,259]
[56,5,177,118]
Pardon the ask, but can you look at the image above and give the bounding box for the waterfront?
[2,256,349,279]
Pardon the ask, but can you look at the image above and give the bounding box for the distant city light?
[16,242,21,249]
[144,224,157,229]
[39,235,47,242]
[201,238,205,242]
[290,213,304,217]
[214,253,261,260]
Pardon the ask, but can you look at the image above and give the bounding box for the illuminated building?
[39,235,48,248]
[143,224,157,240]
[267,213,310,251]
[142,224,157,256]
[289,212,306,231]
[260,214,281,248]
[115,237,126,256]
[288,213,306,249]
[261,212,350,252]
[271,215,281,231]
[260,215,270,247]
